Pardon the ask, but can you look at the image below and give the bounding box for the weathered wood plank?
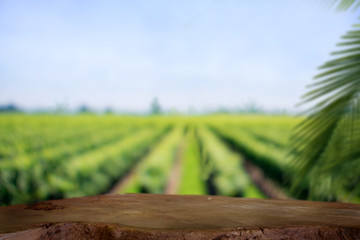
[0,194,359,239]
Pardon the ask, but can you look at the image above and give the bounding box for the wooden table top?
[0,194,359,239]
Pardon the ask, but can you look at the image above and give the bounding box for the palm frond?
[290,22,360,202]
[319,0,360,11]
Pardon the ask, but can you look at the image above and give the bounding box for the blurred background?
[0,0,359,205]
[1,0,358,114]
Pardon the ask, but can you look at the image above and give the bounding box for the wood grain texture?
[0,194,359,239]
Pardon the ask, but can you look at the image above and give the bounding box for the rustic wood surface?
[0,194,359,239]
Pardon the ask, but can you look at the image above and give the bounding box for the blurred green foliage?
[0,114,358,206]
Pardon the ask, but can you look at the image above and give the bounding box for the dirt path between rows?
[210,128,289,199]
[108,163,140,194]
[109,131,286,198]
[165,141,185,194]
[110,140,185,195]
[243,160,288,199]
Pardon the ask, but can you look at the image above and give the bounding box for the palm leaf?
[290,22,360,202]
[318,0,360,11]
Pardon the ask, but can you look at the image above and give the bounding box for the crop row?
[177,127,207,195]
[0,116,162,160]
[0,116,111,158]
[210,125,292,183]
[120,126,184,194]
[197,126,264,198]
[0,124,171,204]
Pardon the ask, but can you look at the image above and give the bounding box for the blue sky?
[0,0,359,112]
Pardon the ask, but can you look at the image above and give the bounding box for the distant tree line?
[0,99,289,115]
[0,104,22,113]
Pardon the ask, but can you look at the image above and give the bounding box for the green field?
[0,114,350,205]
